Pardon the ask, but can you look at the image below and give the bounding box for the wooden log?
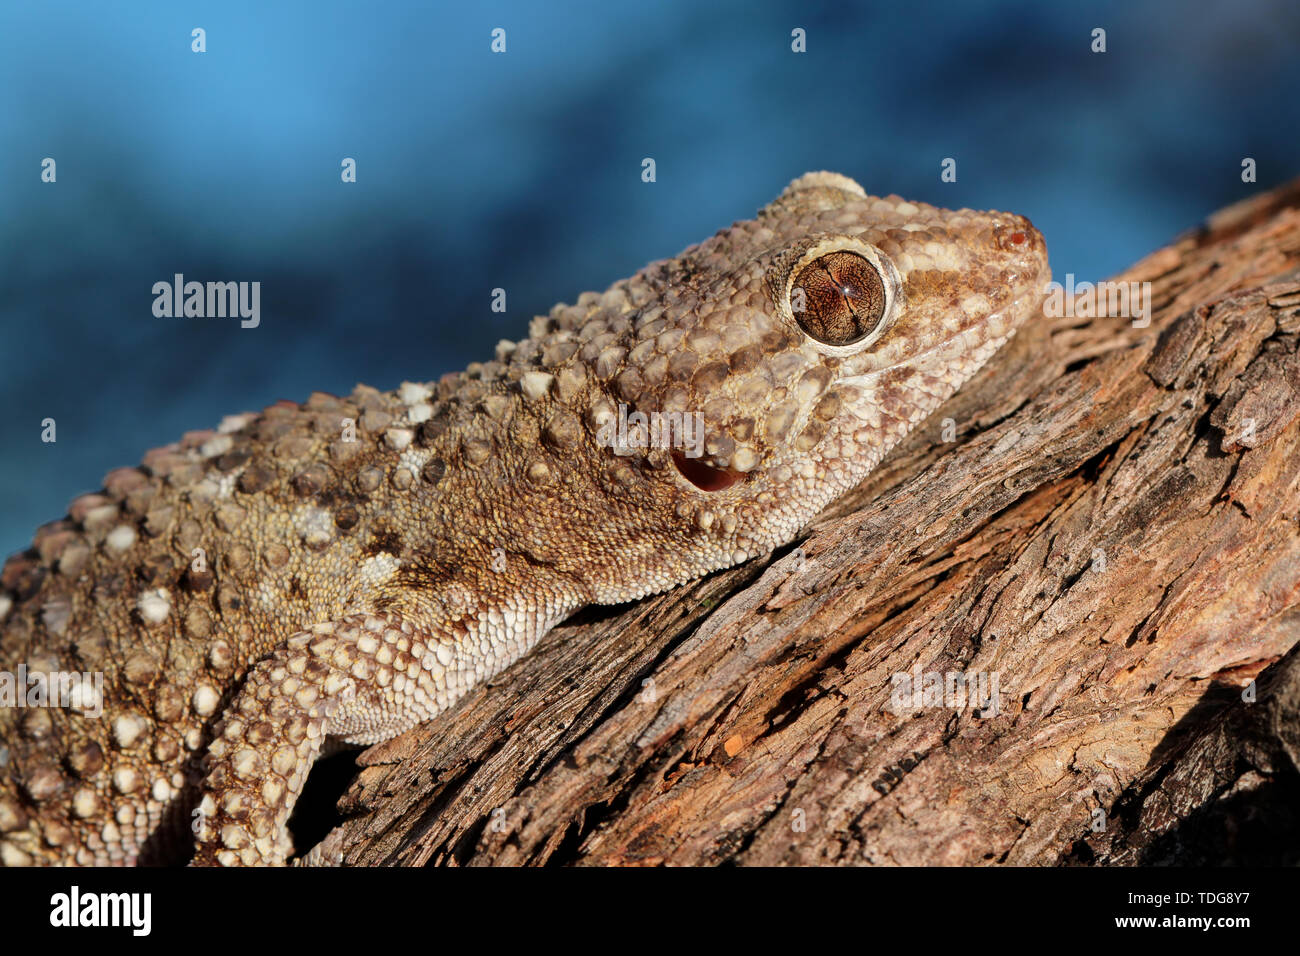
[1066,639,1300,866]
[322,178,1300,866]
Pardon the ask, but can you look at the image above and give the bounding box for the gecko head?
[521,171,1048,551]
[723,171,1053,516]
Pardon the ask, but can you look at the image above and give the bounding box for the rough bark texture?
[316,178,1300,866]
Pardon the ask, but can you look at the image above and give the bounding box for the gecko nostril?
[995,218,1039,253]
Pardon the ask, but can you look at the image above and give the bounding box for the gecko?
[0,172,1050,865]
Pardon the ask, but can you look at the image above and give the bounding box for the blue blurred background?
[2,0,1298,556]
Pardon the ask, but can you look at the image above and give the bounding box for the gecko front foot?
[190,612,456,866]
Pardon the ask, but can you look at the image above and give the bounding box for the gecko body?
[0,172,1049,865]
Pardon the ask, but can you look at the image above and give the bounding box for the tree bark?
[326,179,1300,866]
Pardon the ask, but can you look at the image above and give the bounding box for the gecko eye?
[791,251,887,346]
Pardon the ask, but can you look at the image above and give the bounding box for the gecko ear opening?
[672,450,745,492]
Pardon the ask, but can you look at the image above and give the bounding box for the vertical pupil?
[793,251,885,346]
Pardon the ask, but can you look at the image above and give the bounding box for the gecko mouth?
[671,450,745,492]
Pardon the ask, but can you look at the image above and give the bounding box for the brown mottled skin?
[0,173,1050,865]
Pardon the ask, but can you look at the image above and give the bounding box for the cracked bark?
[317,178,1300,866]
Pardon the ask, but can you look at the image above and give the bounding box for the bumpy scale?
[0,172,1050,865]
